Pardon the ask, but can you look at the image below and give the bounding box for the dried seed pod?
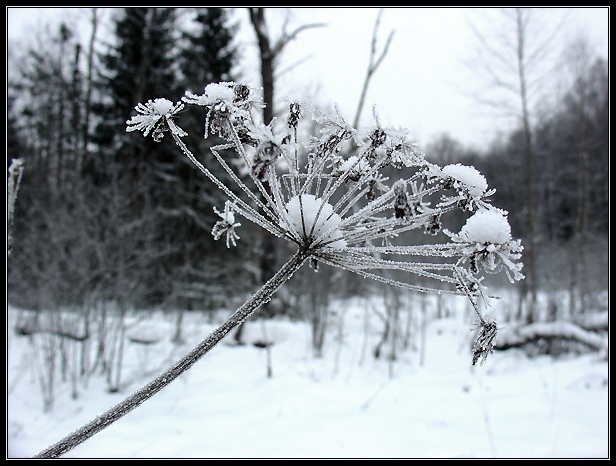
[252,140,282,180]
[393,180,412,221]
[472,319,498,366]
[425,214,442,236]
[233,83,251,103]
[287,102,301,129]
[370,127,387,148]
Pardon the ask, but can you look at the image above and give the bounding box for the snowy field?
[6,295,609,459]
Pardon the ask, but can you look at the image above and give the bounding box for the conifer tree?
[7,22,95,309]
[168,7,247,310]
[92,7,243,307]
[180,8,236,89]
[93,7,182,306]
[95,7,178,174]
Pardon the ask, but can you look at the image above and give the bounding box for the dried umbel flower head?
[36,80,529,460]
[126,98,186,141]
[127,82,524,365]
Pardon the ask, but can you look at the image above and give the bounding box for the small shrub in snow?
[37,82,523,457]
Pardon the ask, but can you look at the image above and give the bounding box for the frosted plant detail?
[125,98,186,141]
[285,194,346,249]
[471,317,499,366]
[29,81,525,459]
[446,210,524,283]
[126,81,524,363]
[7,158,24,258]
[441,163,489,199]
[212,201,241,248]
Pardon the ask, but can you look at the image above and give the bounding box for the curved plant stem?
[35,250,309,458]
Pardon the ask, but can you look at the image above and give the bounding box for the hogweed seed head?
[127,82,524,365]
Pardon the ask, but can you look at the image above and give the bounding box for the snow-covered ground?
[6,296,609,459]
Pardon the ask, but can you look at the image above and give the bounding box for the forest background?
[6,7,609,417]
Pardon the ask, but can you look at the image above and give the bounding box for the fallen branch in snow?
[14,312,89,342]
[495,320,607,352]
[575,311,609,333]
[15,326,90,342]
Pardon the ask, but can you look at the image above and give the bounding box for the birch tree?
[467,7,566,323]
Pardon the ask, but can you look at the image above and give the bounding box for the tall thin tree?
[467,8,566,323]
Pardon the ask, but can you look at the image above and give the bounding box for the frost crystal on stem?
[212,201,241,248]
[126,81,524,363]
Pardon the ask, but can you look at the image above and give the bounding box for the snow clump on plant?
[447,210,524,282]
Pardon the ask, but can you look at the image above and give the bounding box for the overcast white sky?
[6,7,610,149]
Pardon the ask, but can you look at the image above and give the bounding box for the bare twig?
[353,9,395,128]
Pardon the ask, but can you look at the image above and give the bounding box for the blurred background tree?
[7,7,608,329]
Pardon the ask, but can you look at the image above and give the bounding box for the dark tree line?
[8,8,608,325]
[8,8,252,312]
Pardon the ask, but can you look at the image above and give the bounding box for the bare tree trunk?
[515,8,538,323]
[565,37,593,318]
[80,8,99,173]
[248,8,275,126]
[243,8,324,343]
[468,8,566,324]
[248,8,325,125]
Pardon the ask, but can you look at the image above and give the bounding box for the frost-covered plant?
[36,82,523,457]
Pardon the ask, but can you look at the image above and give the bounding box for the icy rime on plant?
[125,82,524,361]
[35,82,523,458]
